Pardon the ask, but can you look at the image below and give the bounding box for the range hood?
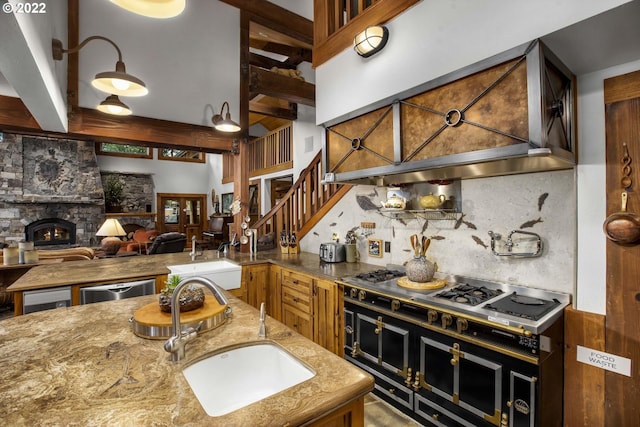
[321,40,575,185]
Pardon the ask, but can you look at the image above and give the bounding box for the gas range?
[341,268,570,335]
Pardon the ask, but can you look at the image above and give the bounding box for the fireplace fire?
[25,218,77,246]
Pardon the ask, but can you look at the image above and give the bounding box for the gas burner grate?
[355,269,405,283]
[435,284,504,306]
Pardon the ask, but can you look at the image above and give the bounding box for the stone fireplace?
[0,133,108,247]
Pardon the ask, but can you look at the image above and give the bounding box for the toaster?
[319,242,346,263]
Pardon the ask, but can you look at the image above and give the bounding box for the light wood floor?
[364,393,422,427]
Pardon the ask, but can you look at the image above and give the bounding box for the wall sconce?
[212,101,241,133]
[110,0,185,19]
[97,95,132,116]
[52,36,148,99]
[354,25,389,58]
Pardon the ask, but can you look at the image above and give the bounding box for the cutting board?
[133,295,226,327]
[397,276,446,290]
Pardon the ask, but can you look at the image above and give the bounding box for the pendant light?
[110,0,185,19]
[97,95,132,116]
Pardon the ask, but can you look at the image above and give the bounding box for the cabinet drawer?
[282,283,311,313]
[282,269,313,291]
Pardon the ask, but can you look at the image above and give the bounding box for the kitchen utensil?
[603,145,640,244]
[603,191,640,244]
[421,236,430,257]
[420,193,446,209]
[621,143,632,189]
[240,235,249,244]
[410,234,420,257]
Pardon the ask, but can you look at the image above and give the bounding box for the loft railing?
[222,123,293,184]
[252,150,351,243]
[248,123,293,176]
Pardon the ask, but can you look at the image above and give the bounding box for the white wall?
[575,58,640,314]
[315,0,631,125]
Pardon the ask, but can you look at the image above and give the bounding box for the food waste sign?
[576,346,632,377]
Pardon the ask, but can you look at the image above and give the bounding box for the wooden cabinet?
[280,267,342,355]
[268,265,282,321]
[244,263,270,310]
[281,269,313,340]
[313,278,343,356]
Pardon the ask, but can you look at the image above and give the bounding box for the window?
[159,148,205,163]
[96,142,152,158]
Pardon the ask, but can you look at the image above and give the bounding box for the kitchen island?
[0,291,374,426]
[7,249,381,315]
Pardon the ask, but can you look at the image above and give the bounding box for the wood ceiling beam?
[249,40,312,65]
[249,100,298,121]
[219,0,313,46]
[0,95,233,153]
[68,108,234,153]
[250,65,315,107]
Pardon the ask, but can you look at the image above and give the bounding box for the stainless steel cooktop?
[341,268,571,334]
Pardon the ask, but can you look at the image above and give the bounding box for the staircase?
[252,151,351,246]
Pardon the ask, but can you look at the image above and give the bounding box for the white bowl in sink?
[182,341,315,416]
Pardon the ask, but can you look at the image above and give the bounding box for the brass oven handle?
[404,368,413,387]
[450,342,462,366]
[374,316,383,334]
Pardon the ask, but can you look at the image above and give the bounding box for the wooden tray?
[397,276,446,290]
[131,295,229,340]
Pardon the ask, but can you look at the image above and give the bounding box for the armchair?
[146,232,187,254]
[119,229,158,254]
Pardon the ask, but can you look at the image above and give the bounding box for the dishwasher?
[80,278,156,305]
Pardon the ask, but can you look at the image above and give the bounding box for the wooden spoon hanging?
[603,143,640,244]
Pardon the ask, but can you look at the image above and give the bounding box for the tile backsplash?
[302,169,576,295]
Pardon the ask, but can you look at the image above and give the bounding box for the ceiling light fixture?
[96,95,132,116]
[109,0,185,19]
[52,36,148,97]
[354,25,389,58]
[212,102,241,133]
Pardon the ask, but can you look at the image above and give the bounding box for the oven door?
[345,301,412,380]
[355,311,411,378]
[417,333,502,426]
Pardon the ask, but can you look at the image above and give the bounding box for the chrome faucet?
[258,302,266,338]
[164,276,230,362]
[189,235,202,261]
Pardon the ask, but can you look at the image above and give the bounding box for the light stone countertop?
[0,293,374,426]
[8,249,382,292]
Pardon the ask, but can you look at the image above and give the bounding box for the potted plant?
[158,274,205,313]
[104,175,124,213]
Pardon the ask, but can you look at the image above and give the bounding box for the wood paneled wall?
[563,68,640,427]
